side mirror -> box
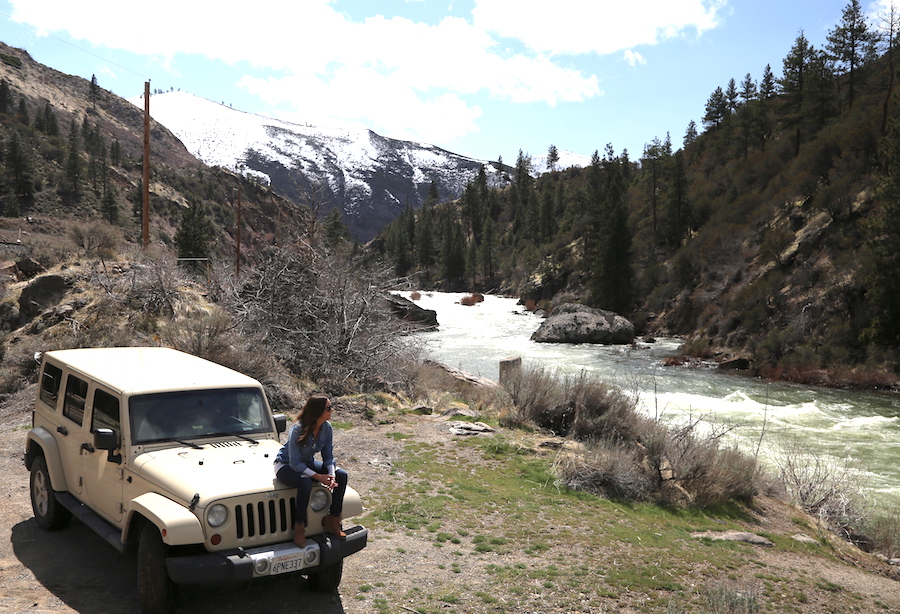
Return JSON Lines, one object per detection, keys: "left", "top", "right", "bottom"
{"left": 94, "top": 428, "right": 119, "bottom": 450}
{"left": 273, "top": 413, "right": 287, "bottom": 434}
{"left": 94, "top": 428, "right": 122, "bottom": 464}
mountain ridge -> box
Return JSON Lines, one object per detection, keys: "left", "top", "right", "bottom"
{"left": 133, "top": 91, "right": 511, "bottom": 241}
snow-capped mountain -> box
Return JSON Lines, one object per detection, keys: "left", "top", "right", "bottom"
{"left": 132, "top": 92, "right": 505, "bottom": 241}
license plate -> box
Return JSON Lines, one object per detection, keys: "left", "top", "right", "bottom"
{"left": 270, "top": 551, "right": 306, "bottom": 575}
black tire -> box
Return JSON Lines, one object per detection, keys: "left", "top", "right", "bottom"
{"left": 307, "top": 560, "right": 343, "bottom": 592}
{"left": 30, "top": 456, "right": 71, "bottom": 531}
{"left": 138, "top": 522, "right": 176, "bottom": 614}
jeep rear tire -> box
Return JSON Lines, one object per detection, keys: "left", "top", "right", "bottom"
{"left": 30, "top": 456, "right": 71, "bottom": 530}
{"left": 138, "top": 523, "right": 176, "bottom": 614}
{"left": 307, "top": 560, "right": 343, "bottom": 592}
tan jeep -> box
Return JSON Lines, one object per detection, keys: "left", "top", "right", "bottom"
{"left": 24, "top": 347, "right": 367, "bottom": 614}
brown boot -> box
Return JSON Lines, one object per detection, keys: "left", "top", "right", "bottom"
{"left": 322, "top": 514, "right": 346, "bottom": 538}
{"left": 293, "top": 523, "right": 306, "bottom": 547}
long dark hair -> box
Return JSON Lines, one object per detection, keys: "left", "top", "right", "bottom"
{"left": 296, "top": 394, "right": 329, "bottom": 442}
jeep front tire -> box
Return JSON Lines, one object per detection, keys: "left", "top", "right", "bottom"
{"left": 307, "top": 560, "right": 343, "bottom": 592}
{"left": 30, "top": 456, "right": 71, "bottom": 531}
{"left": 138, "top": 522, "right": 176, "bottom": 614}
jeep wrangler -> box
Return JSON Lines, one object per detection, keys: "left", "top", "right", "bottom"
{"left": 24, "top": 347, "right": 367, "bottom": 614}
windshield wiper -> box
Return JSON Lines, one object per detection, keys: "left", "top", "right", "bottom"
{"left": 174, "top": 438, "right": 204, "bottom": 449}
{"left": 139, "top": 437, "right": 204, "bottom": 449}
{"left": 208, "top": 431, "right": 259, "bottom": 445}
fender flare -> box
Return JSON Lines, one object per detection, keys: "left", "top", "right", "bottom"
{"left": 127, "top": 492, "right": 205, "bottom": 546}
{"left": 25, "top": 428, "right": 66, "bottom": 490}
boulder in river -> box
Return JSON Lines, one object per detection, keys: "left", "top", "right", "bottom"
{"left": 530, "top": 303, "right": 634, "bottom": 345}
{"left": 386, "top": 294, "right": 438, "bottom": 329}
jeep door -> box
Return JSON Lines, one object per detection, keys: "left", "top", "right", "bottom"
{"left": 81, "top": 387, "right": 125, "bottom": 524}
{"left": 57, "top": 371, "right": 90, "bottom": 496}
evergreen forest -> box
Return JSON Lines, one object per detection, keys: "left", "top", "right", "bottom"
{"left": 376, "top": 0, "right": 900, "bottom": 384}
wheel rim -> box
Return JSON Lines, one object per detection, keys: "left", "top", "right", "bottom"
{"left": 32, "top": 468, "right": 49, "bottom": 516}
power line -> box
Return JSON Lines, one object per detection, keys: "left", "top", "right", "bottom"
{"left": 0, "top": 10, "right": 150, "bottom": 80}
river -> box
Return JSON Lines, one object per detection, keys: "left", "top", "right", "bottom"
{"left": 400, "top": 291, "right": 900, "bottom": 506}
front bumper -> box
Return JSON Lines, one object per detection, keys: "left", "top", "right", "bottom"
{"left": 166, "top": 525, "right": 368, "bottom": 584}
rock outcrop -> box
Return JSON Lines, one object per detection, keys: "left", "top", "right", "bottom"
{"left": 385, "top": 294, "right": 438, "bottom": 329}
{"left": 531, "top": 303, "right": 634, "bottom": 345}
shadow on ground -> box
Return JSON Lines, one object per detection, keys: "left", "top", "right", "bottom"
{"left": 11, "top": 518, "right": 349, "bottom": 613}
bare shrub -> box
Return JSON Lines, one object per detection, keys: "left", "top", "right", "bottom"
{"left": 859, "top": 505, "right": 900, "bottom": 559}
{"left": 771, "top": 435, "right": 872, "bottom": 540}
{"left": 507, "top": 366, "right": 759, "bottom": 506}
{"left": 656, "top": 420, "right": 758, "bottom": 506}
{"left": 554, "top": 440, "right": 655, "bottom": 502}
{"left": 227, "top": 245, "right": 421, "bottom": 393}
{"left": 459, "top": 292, "right": 484, "bottom": 306}
{"left": 68, "top": 221, "right": 121, "bottom": 260}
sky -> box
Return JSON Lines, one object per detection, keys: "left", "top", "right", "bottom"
{"left": 0, "top": 0, "right": 895, "bottom": 166}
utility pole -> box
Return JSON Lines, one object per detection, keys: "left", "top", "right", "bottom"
{"left": 235, "top": 184, "right": 242, "bottom": 277}
{"left": 142, "top": 81, "right": 150, "bottom": 249}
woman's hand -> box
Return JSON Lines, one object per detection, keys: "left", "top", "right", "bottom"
{"left": 315, "top": 473, "right": 337, "bottom": 491}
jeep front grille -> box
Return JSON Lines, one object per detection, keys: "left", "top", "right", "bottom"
{"left": 233, "top": 496, "right": 296, "bottom": 541}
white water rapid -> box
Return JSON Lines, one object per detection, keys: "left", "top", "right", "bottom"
{"left": 401, "top": 291, "right": 900, "bottom": 506}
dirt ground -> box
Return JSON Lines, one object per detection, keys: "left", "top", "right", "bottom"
{"left": 2, "top": 385, "right": 900, "bottom": 614}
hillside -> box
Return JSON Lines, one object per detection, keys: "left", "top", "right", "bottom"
{"left": 0, "top": 42, "right": 312, "bottom": 264}
{"left": 375, "top": 33, "right": 900, "bottom": 385}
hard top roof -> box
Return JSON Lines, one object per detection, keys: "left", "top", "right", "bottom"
{"left": 43, "top": 347, "right": 261, "bottom": 395}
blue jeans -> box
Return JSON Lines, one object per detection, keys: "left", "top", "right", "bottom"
{"left": 276, "top": 461, "right": 347, "bottom": 526}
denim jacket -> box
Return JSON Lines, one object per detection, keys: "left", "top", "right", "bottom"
{"left": 275, "top": 421, "right": 335, "bottom": 476}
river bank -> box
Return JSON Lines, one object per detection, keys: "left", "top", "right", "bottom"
{"left": 399, "top": 291, "right": 900, "bottom": 508}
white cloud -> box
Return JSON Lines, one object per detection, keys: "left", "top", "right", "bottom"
{"left": 623, "top": 50, "right": 646, "bottom": 67}
{"left": 472, "top": 0, "right": 725, "bottom": 55}
{"left": 9, "top": 0, "right": 721, "bottom": 145}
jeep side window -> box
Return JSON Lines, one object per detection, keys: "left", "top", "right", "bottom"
{"left": 39, "top": 363, "right": 62, "bottom": 408}
{"left": 63, "top": 375, "right": 88, "bottom": 426}
{"left": 91, "top": 389, "right": 121, "bottom": 434}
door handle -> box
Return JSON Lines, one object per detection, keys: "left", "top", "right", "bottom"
{"left": 57, "top": 425, "right": 68, "bottom": 436}
{"left": 81, "top": 442, "right": 95, "bottom": 453}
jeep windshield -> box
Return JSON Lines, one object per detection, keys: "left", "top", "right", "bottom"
{"left": 130, "top": 387, "right": 271, "bottom": 444}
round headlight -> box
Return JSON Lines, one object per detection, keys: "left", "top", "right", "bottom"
{"left": 310, "top": 488, "right": 330, "bottom": 512}
{"left": 207, "top": 504, "right": 228, "bottom": 527}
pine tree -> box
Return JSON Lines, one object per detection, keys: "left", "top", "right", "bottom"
{"left": 724, "top": 78, "right": 739, "bottom": 115}
{"left": 323, "top": 207, "right": 348, "bottom": 246}
{"left": 175, "top": 200, "right": 213, "bottom": 263}
{"left": 642, "top": 136, "right": 667, "bottom": 242}
{"left": 441, "top": 219, "right": 466, "bottom": 282}
{"left": 6, "top": 131, "right": 34, "bottom": 202}
{"left": 683, "top": 120, "right": 698, "bottom": 148}
{"left": 16, "top": 97, "right": 28, "bottom": 125}
{"left": 415, "top": 203, "right": 435, "bottom": 269}
{"left": 865, "top": 117, "right": 900, "bottom": 345}
{"left": 589, "top": 145, "right": 633, "bottom": 314}
{"left": 826, "top": 0, "right": 876, "bottom": 109}
{"left": 101, "top": 185, "right": 119, "bottom": 224}
{"left": 759, "top": 64, "right": 776, "bottom": 99}
{"left": 702, "top": 87, "right": 727, "bottom": 130}
{"left": 0, "top": 79, "right": 9, "bottom": 115}
{"left": 665, "top": 150, "right": 690, "bottom": 246}
{"left": 90, "top": 74, "right": 99, "bottom": 109}
{"left": 110, "top": 139, "right": 122, "bottom": 166}
{"left": 781, "top": 31, "right": 814, "bottom": 156}
{"left": 64, "top": 120, "right": 82, "bottom": 197}
{"left": 547, "top": 144, "right": 560, "bottom": 172}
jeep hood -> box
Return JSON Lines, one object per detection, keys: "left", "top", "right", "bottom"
{"left": 131, "top": 439, "right": 290, "bottom": 506}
